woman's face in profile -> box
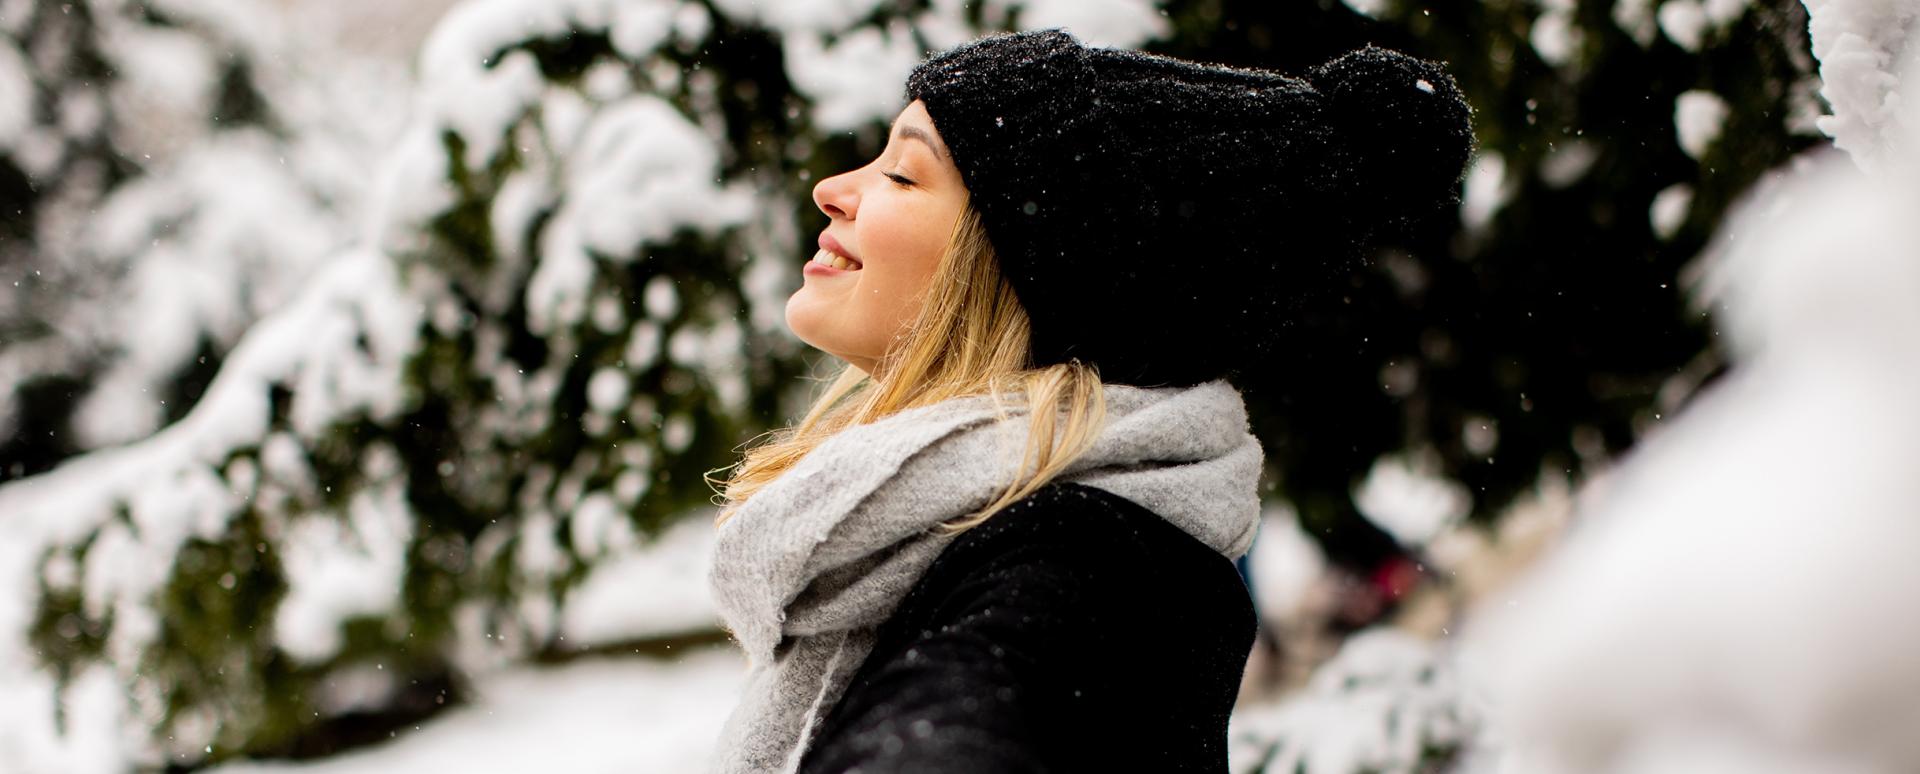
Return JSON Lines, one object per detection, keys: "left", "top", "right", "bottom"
{"left": 786, "top": 100, "right": 968, "bottom": 374}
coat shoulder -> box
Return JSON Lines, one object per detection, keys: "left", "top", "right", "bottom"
{"left": 930, "top": 479, "right": 1250, "bottom": 597}
{"left": 796, "top": 479, "right": 1256, "bottom": 772}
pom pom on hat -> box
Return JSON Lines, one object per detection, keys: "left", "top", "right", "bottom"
{"left": 907, "top": 29, "right": 1474, "bottom": 387}
{"left": 1309, "top": 45, "right": 1477, "bottom": 241}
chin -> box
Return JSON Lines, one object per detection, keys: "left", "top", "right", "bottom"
{"left": 784, "top": 292, "right": 823, "bottom": 346}
{"left": 785, "top": 296, "right": 844, "bottom": 357}
{"left": 785, "top": 309, "right": 876, "bottom": 372}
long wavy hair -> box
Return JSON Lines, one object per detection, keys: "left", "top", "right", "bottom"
{"left": 710, "top": 200, "right": 1107, "bottom": 535}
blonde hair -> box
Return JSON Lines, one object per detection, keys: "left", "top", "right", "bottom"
{"left": 710, "top": 202, "right": 1106, "bottom": 534}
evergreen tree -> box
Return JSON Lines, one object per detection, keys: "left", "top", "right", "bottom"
{"left": 1151, "top": 0, "right": 1823, "bottom": 571}
{"left": 3, "top": 0, "right": 1042, "bottom": 766}
{"left": 0, "top": 0, "right": 1830, "bottom": 769}
{"left": 0, "top": 0, "right": 378, "bottom": 482}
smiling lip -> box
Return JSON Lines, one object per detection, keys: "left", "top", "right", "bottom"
{"left": 803, "top": 258, "right": 852, "bottom": 277}
{"left": 818, "top": 233, "right": 859, "bottom": 263}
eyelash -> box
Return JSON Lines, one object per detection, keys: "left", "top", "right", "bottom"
{"left": 883, "top": 171, "right": 916, "bottom": 188}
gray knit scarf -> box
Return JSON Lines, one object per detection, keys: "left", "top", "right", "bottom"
{"left": 706, "top": 379, "right": 1265, "bottom": 773}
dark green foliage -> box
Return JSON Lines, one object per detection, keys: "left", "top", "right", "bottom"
{"left": 5, "top": 1, "right": 1830, "bottom": 767}
{"left": 1151, "top": 0, "right": 1820, "bottom": 566}
{"left": 512, "top": 30, "right": 619, "bottom": 83}
{"left": 0, "top": 372, "right": 94, "bottom": 483}
{"left": 145, "top": 510, "right": 296, "bottom": 759}
{"left": 0, "top": 0, "right": 282, "bottom": 480}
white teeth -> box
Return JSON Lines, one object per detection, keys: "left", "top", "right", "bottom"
{"left": 813, "top": 248, "right": 860, "bottom": 271}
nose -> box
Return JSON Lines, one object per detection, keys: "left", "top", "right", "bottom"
{"left": 813, "top": 168, "right": 858, "bottom": 222}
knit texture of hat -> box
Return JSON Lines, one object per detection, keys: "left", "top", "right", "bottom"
{"left": 905, "top": 29, "right": 1474, "bottom": 387}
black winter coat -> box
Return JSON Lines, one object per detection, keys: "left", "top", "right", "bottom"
{"left": 795, "top": 481, "right": 1257, "bottom": 773}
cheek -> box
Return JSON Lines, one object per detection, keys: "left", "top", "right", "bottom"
{"left": 784, "top": 194, "right": 957, "bottom": 361}
{"left": 857, "top": 209, "right": 948, "bottom": 307}
{"left": 832, "top": 269, "right": 919, "bottom": 340}
{"left": 859, "top": 201, "right": 949, "bottom": 272}
{"left": 854, "top": 256, "right": 943, "bottom": 339}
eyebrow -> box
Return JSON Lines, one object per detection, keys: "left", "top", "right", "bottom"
{"left": 894, "top": 125, "right": 945, "bottom": 161}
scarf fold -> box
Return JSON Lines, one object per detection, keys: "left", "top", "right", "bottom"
{"left": 707, "top": 379, "right": 1265, "bottom": 773}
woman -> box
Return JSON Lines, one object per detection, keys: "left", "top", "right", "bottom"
{"left": 708, "top": 29, "right": 1472, "bottom": 773}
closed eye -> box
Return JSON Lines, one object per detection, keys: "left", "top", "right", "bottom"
{"left": 883, "top": 171, "right": 916, "bottom": 188}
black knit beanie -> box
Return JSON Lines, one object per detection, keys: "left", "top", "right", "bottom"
{"left": 904, "top": 29, "right": 1474, "bottom": 387}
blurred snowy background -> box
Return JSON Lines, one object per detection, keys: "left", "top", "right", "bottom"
{"left": 0, "top": 0, "right": 1913, "bottom": 771}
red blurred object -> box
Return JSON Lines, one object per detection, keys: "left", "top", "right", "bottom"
{"left": 1371, "top": 555, "right": 1422, "bottom": 601}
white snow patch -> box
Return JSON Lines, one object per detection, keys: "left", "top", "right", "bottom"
{"left": 1460, "top": 151, "right": 1511, "bottom": 233}
{"left": 741, "top": 246, "right": 797, "bottom": 334}
{"left": 1339, "top": 0, "right": 1390, "bottom": 20}
{"left": 908, "top": 0, "right": 978, "bottom": 51}
{"left": 589, "top": 292, "right": 626, "bottom": 334}
{"left": 418, "top": 5, "right": 548, "bottom": 170}
{"left": 1229, "top": 629, "right": 1469, "bottom": 774}
{"left": 490, "top": 167, "right": 553, "bottom": 266}
{"left": 1701, "top": 150, "right": 1920, "bottom": 360}
{"left": 671, "top": 3, "right": 713, "bottom": 45}
{"left": 1658, "top": 0, "right": 1708, "bottom": 51}
{"left": 702, "top": 316, "right": 750, "bottom": 412}
{"left": 0, "top": 247, "right": 423, "bottom": 769}
{"left": 565, "top": 492, "right": 631, "bottom": 559}
{"left": 1804, "top": 0, "right": 1920, "bottom": 170}
{"left": 585, "top": 368, "right": 631, "bottom": 415}
{"left": 608, "top": 0, "right": 679, "bottom": 60}
{"left": 662, "top": 413, "right": 694, "bottom": 453}
{"left": 205, "top": 649, "right": 747, "bottom": 774}
{"left": 1013, "top": 0, "right": 1170, "bottom": 49}
{"left": 624, "top": 320, "right": 662, "bottom": 370}
{"left": 9, "top": 125, "right": 61, "bottom": 178}
{"left": 563, "top": 91, "right": 757, "bottom": 251}
{"left": 1704, "top": 0, "right": 1752, "bottom": 26}
{"left": 1650, "top": 182, "right": 1693, "bottom": 240}
{"left": 613, "top": 469, "right": 650, "bottom": 506}
{"left": 667, "top": 326, "right": 704, "bottom": 366}
{"left": 366, "top": 121, "right": 456, "bottom": 255}
{"left": 72, "top": 139, "right": 343, "bottom": 445}
{"left": 1530, "top": 2, "right": 1581, "bottom": 68}
{"left": 0, "top": 43, "right": 30, "bottom": 148}
{"left": 102, "top": 21, "right": 219, "bottom": 159}
{"left": 55, "top": 86, "right": 103, "bottom": 141}
{"left": 1245, "top": 502, "right": 1327, "bottom": 627}
{"left": 643, "top": 275, "right": 681, "bottom": 320}
{"left": 1539, "top": 138, "right": 1599, "bottom": 188}
{"left": 71, "top": 132, "right": 346, "bottom": 447}
{"left": 275, "top": 455, "right": 415, "bottom": 664}
{"left": 515, "top": 510, "right": 567, "bottom": 582}
{"left": 561, "top": 516, "right": 719, "bottom": 645}
{"left": 1462, "top": 136, "right": 1920, "bottom": 771}
{"left": 1675, "top": 89, "right": 1729, "bottom": 160}
{"left": 541, "top": 87, "right": 594, "bottom": 155}
{"left": 0, "top": 664, "right": 133, "bottom": 774}
{"left": 527, "top": 96, "right": 751, "bottom": 333}
{"left": 708, "top": 0, "right": 888, "bottom": 35}
{"left": 0, "top": 0, "right": 28, "bottom": 36}
{"left": 524, "top": 231, "right": 597, "bottom": 336}
{"left": 313, "top": 664, "right": 401, "bottom": 718}
{"left": 1353, "top": 454, "right": 1472, "bottom": 547}
{"left": 1613, "top": 0, "right": 1659, "bottom": 47}
{"left": 782, "top": 22, "right": 924, "bottom": 131}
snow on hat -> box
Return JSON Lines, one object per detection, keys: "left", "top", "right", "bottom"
{"left": 906, "top": 29, "right": 1474, "bottom": 387}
